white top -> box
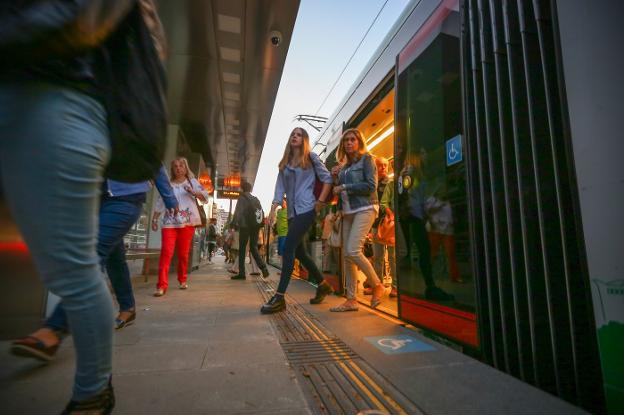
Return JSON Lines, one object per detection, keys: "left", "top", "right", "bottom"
{"left": 340, "top": 190, "right": 378, "bottom": 215}
{"left": 155, "top": 177, "right": 209, "bottom": 228}
{"left": 425, "top": 196, "right": 454, "bottom": 235}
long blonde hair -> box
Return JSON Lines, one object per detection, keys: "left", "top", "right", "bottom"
{"left": 278, "top": 127, "right": 312, "bottom": 170}
{"left": 336, "top": 128, "right": 368, "bottom": 166}
{"left": 170, "top": 157, "right": 195, "bottom": 180}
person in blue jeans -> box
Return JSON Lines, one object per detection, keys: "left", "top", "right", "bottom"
{"left": 262, "top": 127, "right": 334, "bottom": 314}
{"left": 10, "top": 166, "right": 178, "bottom": 361}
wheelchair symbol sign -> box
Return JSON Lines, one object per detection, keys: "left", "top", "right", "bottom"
{"left": 446, "top": 135, "right": 462, "bottom": 166}
{"left": 365, "top": 335, "right": 435, "bottom": 354}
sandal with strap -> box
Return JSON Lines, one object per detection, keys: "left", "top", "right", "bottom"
{"left": 61, "top": 377, "right": 115, "bottom": 415}
{"left": 330, "top": 303, "right": 359, "bottom": 312}
{"left": 115, "top": 309, "right": 136, "bottom": 330}
{"left": 10, "top": 335, "right": 60, "bottom": 362}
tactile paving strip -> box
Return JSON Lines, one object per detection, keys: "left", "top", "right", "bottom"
{"left": 256, "top": 278, "right": 425, "bottom": 415}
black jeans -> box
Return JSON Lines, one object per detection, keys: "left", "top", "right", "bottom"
{"left": 238, "top": 227, "right": 266, "bottom": 276}
{"left": 277, "top": 209, "right": 324, "bottom": 294}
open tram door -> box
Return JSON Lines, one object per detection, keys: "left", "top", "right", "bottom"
{"left": 394, "top": 0, "right": 478, "bottom": 348}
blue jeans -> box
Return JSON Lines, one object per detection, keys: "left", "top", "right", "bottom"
{"left": 45, "top": 194, "right": 145, "bottom": 331}
{"left": 0, "top": 83, "right": 113, "bottom": 400}
{"left": 277, "top": 236, "right": 287, "bottom": 256}
{"left": 276, "top": 209, "right": 324, "bottom": 294}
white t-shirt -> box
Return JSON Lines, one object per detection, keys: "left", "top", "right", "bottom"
{"left": 155, "top": 177, "right": 209, "bottom": 228}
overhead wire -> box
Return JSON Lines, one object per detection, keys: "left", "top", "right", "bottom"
{"left": 313, "top": 0, "right": 390, "bottom": 117}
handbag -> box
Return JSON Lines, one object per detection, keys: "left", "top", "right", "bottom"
{"left": 309, "top": 154, "right": 324, "bottom": 200}
{"left": 187, "top": 178, "right": 207, "bottom": 227}
{"left": 99, "top": 3, "right": 167, "bottom": 182}
{"left": 377, "top": 207, "right": 396, "bottom": 246}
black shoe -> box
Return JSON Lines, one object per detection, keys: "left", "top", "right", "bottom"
{"left": 261, "top": 295, "right": 286, "bottom": 314}
{"left": 231, "top": 274, "right": 246, "bottom": 280}
{"left": 425, "top": 286, "right": 454, "bottom": 301}
{"left": 61, "top": 378, "right": 115, "bottom": 414}
{"left": 309, "top": 281, "right": 334, "bottom": 304}
{"left": 261, "top": 268, "right": 270, "bottom": 279}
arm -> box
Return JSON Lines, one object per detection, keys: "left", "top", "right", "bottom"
{"left": 190, "top": 178, "right": 209, "bottom": 202}
{"left": 380, "top": 180, "right": 394, "bottom": 210}
{"left": 153, "top": 165, "right": 178, "bottom": 211}
{"left": 270, "top": 172, "right": 285, "bottom": 222}
{"left": 310, "top": 153, "right": 332, "bottom": 206}
{"left": 0, "top": 0, "right": 135, "bottom": 63}
{"left": 343, "top": 155, "right": 377, "bottom": 196}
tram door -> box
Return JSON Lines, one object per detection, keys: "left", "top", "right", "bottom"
{"left": 394, "top": 5, "right": 478, "bottom": 347}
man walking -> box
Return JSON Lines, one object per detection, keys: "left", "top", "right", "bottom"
{"left": 231, "top": 181, "right": 269, "bottom": 280}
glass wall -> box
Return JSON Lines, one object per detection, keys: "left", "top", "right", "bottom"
{"left": 395, "top": 8, "right": 477, "bottom": 346}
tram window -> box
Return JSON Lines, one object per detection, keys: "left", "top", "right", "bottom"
{"left": 395, "top": 24, "right": 475, "bottom": 312}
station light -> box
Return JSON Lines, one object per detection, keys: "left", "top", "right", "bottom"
{"left": 224, "top": 175, "right": 241, "bottom": 187}
{"left": 198, "top": 171, "right": 214, "bottom": 193}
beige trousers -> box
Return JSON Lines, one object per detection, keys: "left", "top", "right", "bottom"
{"left": 342, "top": 208, "right": 381, "bottom": 300}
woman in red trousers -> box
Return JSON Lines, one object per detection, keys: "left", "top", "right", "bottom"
{"left": 151, "top": 157, "right": 209, "bottom": 296}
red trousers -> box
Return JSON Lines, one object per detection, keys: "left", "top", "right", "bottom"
{"left": 428, "top": 232, "right": 461, "bottom": 282}
{"left": 157, "top": 226, "right": 195, "bottom": 290}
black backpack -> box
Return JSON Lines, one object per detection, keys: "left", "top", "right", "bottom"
{"left": 244, "top": 194, "right": 265, "bottom": 229}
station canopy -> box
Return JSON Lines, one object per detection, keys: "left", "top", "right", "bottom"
{"left": 158, "top": 0, "right": 300, "bottom": 187}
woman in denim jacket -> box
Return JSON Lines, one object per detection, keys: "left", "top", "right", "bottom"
{"left": 330, "top": 129, "right": 384, "bottom": 312}
{"left": 263, "top": 127, "right": 334, "bottom": 314}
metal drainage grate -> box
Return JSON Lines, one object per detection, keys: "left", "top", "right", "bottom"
{"left": 256, "top": 278, "right": 425, "bottom": 415}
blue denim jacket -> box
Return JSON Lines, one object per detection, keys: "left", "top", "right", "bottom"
{"left": 106, "top": 165, "right": 178, "bottom": 209}
{"left": 338, "top": 153, "right": 378, "bottom": 210}
{"left": 272, "top": 152, "right": 333, "bottom": 219}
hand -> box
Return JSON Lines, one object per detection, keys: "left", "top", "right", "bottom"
{"left": 151, "top": 219, "right": 159, "bottom": 232}
{"left": 331, "top": 165, "right": 341, "bottom": 176}
{"left": 332, "top": 185, "right": 343, "bottom": 195}
{"left": 314, "top": 200, "right": 326, "bottom": 213}
{"left": 183, "top": 185, "right": 195, "bottom": 196}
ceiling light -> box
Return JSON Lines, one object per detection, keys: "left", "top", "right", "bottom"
{"left": 367, "top": 125, "right": 394, "bottom": 151}
{"left": 218, "top": 15, "right": 241, "bottom": 34}
{"left": 220, "top": 47, "right": 240, "bottom": 62}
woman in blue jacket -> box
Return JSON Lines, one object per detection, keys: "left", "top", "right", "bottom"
{"left": 330, "top": 129, "right": 384, "bottom": 312}
{"left": 263, "top": 127, "right": 334, "bottom": 314}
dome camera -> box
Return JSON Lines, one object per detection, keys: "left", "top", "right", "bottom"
{"left": 269, "top": 30, "right": 282, "bottom": 47}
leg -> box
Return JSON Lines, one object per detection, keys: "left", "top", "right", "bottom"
{"left": 428, "top": 232, "right": 443, "bottom": 275}
{"left": 275, "top": 210, "right": 316, "bottom": 294}
{"left": 99, "top": 196, "right": 143, "bottom": 310}
{"left": 158, "top": 228, "right": 178, "bottom": 291}
{"left": 341, "top": 214, "right": 358, "bottom": 300}
{"left": 343, "top": 210, "right": 381, "bottom": 293}
{"left": 442, "top": 234, "right": 461, "bottom": 281}
{"left": 372, "top": 236, "right": 385, "bottom": 283}
{"left": 295, "top": 241, "right": 324, "bottom": 285}
{"left": 237, "top": 228, "right": 250, "bottom": 277}
{"left": 106, "top": 241, "right": 135, "bottom": 311}
{"left": 411, "top": 218, "right": 434, "bottom": 287}
{"left": 248, "top": 228, "right": 268, "bottom": 272}
{"left": 0, "top": 84, "right": 112, "bottom": 400}
{"left": 175, "top": 226, "right": 195, "bottom": 284}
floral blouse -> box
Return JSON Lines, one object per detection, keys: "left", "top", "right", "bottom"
{"left": 155, "top": 177, "right": 209, "bottom": 228}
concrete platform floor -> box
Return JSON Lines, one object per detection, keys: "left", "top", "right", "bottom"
{"left": 0, "top": 256, "right": 587, "bottom": 414}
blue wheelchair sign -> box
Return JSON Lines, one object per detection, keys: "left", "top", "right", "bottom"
{"left": 365, "top": 335, "right": 435, "bottom": 355}
{"left": 446, "top": 134, "right": 462, "bottom": 166}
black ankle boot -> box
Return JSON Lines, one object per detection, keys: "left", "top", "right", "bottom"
{"left": 61, "top": 378, "right": 115, "bottom": 414}
{"left": 310, "top": 281, "right": 334, "bottom": 304}
{"left": 261, "top": 268, "right": 269, "bottom": 279}
{"left": 261, "top": 294, "right": 285, "bottom": 314}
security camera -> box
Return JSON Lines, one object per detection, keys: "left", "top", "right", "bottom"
{"left": 269, "top": 30, "right": 282, "bottom": 47}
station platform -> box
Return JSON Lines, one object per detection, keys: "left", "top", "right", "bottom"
{"left": 0, "top": 257, "right": 587, "bottom": 414}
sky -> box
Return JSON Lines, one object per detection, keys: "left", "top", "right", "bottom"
{"left": 214, "top": 0, "right": 411, "bottom": 212}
